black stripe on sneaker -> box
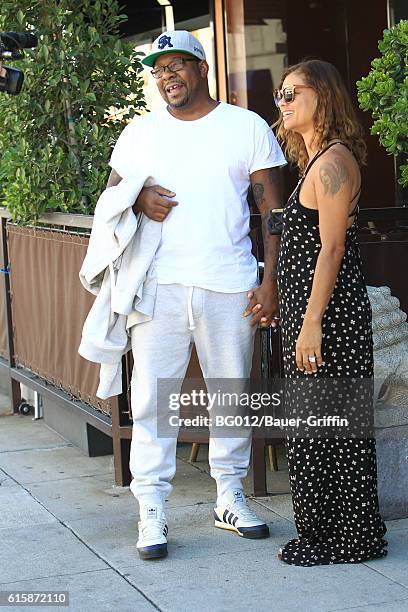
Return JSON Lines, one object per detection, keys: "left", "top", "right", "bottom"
{"left": 223, "top": 509, "right": 229, "bottom": 523}
{"left": 228, "top": 512, "right": 235, "bottom": 525}
{"left": 232, "top": 515, "right": 238, "bottom": 526}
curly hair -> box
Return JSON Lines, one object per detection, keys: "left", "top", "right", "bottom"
{"left": 275, "top": 60, "right": 367, "bottom": 173}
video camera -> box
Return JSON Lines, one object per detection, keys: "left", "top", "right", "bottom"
{"left": 0, "top": 31, "right": 38, "bottom": 95}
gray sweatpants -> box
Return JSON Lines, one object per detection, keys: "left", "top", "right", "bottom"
{"left": 129, "top": 283, "right": 256, "bottom": 508}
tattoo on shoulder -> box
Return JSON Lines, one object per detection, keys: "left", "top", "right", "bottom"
{"left": 253, "top": 182, "right": 265, "bottom": 207}
{"left": 319, "top": 157, "right": 349, "bottom": 197}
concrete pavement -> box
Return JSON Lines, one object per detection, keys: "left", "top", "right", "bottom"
{"left": 0, "top": 393, "right": 407, "bottom": 612}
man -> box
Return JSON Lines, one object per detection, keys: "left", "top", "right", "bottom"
{"left": 107, "top": 30, "right": 286, "bottom": 560}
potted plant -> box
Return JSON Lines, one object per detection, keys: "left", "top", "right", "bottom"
{"left": 357, "top": 20, "right": 408, "bottom": 196}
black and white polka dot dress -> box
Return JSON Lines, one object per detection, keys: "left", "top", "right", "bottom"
{"left": 277, "top": 142, "right": 388, "bottom": 566}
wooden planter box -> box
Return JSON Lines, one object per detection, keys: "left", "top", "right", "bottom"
{"left": 0, "top": 211, "right": 127, "bottom": 477}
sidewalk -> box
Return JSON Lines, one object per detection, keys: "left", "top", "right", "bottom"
{"left": 0, "top": 392, "right": 407, "bottom": 612}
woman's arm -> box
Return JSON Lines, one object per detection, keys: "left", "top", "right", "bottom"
{"left": 295, "top": 150, "right": 356, "bottom": 373}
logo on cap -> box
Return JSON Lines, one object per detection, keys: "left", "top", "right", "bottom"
{"left": 158, "top": 35, "right": 173, "bottom": 50}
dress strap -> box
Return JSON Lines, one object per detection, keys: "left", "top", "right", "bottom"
{"left": 301, "top": 140, "right": 346, "bottom": 182}
{"left": 348, "top": 186, "right": 361, "bottom": 217}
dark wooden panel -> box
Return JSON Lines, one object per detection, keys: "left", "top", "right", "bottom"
{"left": 285, "top": 0, "right": 395, "bottom": 208}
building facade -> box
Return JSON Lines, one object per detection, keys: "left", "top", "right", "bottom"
{"left": 121, "top": 0, "right": 407, "bottom": 207}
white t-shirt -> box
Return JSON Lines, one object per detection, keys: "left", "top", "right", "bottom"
{"left": 109, "top": 102, "right": 286, "bottom": 292}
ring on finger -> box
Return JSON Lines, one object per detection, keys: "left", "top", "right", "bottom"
{"left": 308, "top": 355, "right": 316, "bottom": 363}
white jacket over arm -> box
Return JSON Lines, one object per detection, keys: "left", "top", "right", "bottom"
{"left": 78, "top": 177, "right": 161, "bottom": 399}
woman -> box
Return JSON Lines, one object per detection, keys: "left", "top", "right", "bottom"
{"left": 274, "top": 59, "right": 388, "bottom": 566}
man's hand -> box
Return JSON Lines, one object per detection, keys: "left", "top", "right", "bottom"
{"left": 134, "top": 185, "right": 178, "bottom": 221}
{"left": 243, "top": 280, "right": 279, "bottom": 327}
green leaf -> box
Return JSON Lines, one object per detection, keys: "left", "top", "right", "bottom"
{"left": 357, "top": 20, "right": 408, "bottom": 187}
{"left": 41, "top": 45, "right": 49, "bottom": 62}
{"left": 0, "top": 0, "right": 146, "bottom": 222}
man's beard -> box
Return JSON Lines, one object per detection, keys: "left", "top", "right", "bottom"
{"left": 167, "top": 92, "right": 190, "bottom": 108}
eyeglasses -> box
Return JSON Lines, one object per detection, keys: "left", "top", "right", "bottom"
{"left": 273, "top": 85, "right": 314, "bottom": 107}
{"left": 151, "top": 57, "right": 199, "bottom": 79}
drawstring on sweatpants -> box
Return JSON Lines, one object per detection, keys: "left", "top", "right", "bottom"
{"left": 187, "top": 286, "right": 196, "bottom": 331}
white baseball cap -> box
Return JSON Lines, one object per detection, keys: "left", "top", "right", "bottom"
{"left": 141, "top": 30, "right": 206, "bottom": 68}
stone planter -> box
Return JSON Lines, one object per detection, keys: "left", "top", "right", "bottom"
{"left": 369, "top": 286, "right": 408, "bottom": 519}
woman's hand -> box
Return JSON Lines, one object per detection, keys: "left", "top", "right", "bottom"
{"left": 295, "top": 320, "right": 323, "bottom": 373}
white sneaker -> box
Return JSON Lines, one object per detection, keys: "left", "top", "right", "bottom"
{"left": 214, "top": 489, "right": 270, "bottom": 539}
{"left": 137, "top": 505, "right": 168, "bottom": 560}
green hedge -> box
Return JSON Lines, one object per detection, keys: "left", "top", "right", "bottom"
{"left": 357, "top": 20, "right": 408, "bottom": 188}
{"left": 0, "top": 0, "right": 146, "bottom": 224}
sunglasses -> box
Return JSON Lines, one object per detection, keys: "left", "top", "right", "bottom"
{"left": 273, "top": 85, "right": 314, "bottom": 107}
